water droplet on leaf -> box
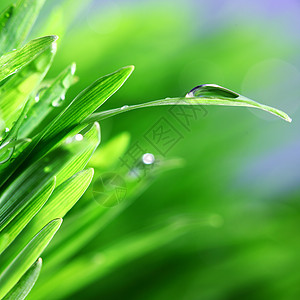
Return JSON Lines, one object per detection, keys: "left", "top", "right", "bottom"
{"left": 186, "top": 84, "right": 240, "bottom": 99}
{"left": 51, "top": 95, "right": 65, "bottom": 107}
{"left": 121, "top": 105, "right": 129, "bottom": 110}
{"left": 142, "top": 153, "right": 155, "bottom": 165}
{"left": 75, "top": 134, "right": 83, "bottom": 141}
{"left": 0, "top": 146, "right": 13, "bottom": 164}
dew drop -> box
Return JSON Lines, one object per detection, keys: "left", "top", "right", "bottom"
{"left": 185, "top": 84, "right": 239, "bottom": 99}
{"left": 5, "top": 128, "right": 9, "bottom": 132}
{"left": 142, "top": 153, "right": 155, "bottom": 165}
{"left": 75, "top": 134, "right": 83, "bottom": 141}
{"left": 51, "top": 95, "right": 65, "bottom": 107}
{"left": 0, "top": 142, "right": 14, "bottom": 164}
{"left": 121, "top": 105, "right": 129, "bottom": 110}
{"left": 0, "top": 148, "right": 13, "bottom": 164}
{"left": 5, "top": 12, "right": 10, "bottom": 18}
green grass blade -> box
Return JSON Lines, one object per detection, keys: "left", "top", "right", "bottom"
{"left": 28, "top": 168, "right": 94, "bottom": 238}
{"left": 0, "top": 0, "right": 46, "bottom": 55}
{"left": 33, "top": 66, "right": 134, "bottom": 158}
{"left": 0, "top": 35, "right": 57, "bottom": 82}
{"left": 0, "top": 66, "right": 130, "bottom": 188}
{"left": 0, "top": 125, "right": 99, "bottom": 271}
{"left": 0, "top": 177, "right": 55, "bottom": 254}
{"left": 0, "top": 123, "right": 100, "bottom": 233}
{"left": 18, "top": 63, "right": 77, "bottom": 139}
{"left": 85, "top": 84, "right": 292, "bottom": 123}
{"left": 0, "top": 218, "right": 62, "bottom": 299}
{"left": 0, "top": 39, "right": 56, "bottom": 130}
{"left": 3, "top": 258, "right": 42, "bottom": 300}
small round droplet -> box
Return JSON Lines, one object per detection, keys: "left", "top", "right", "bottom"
{"left": 52, "top": 95, "right": 65, "bottom": 107}
{"left": 5, "top": 12, "right": 10, "bottom": 18}
{"left": 44, "top": 166, "right": 51, "bottom": 173}
{"left": 75, "top": 134, "right": 83, "bottom": 141}
{"left": 121, "top": 105, "right": 129, "bottom": 110}
{"left": 5, "top": 128, "right": 9, "bottom": 132}
{"left": 0, "top": 147, "right": 14, "bottom": 164}
{"left": 142, "top": 153, "right": 155, "bottom": 165}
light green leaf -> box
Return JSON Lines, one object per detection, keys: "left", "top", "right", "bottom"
{"left": 28, "top": 168, "right": 93, "bottom": 239}
{"left": 0, "top": 0, "right": 46, "bottom": 55}
{"left": 0, "top": 35, "right": 57, "bottom": 82}
{"left": 18, "top": 63, "right": 77, "bottom": 139}
{"left": 0, "top": 38, "right": 56, "bottom": 130}
{"left": 85, "top": 84, "right": 292, "bottom": 123}
{"left": 0, "top": 218, "right": 62, "bottom": 299}
{"left": 33, "top": 65, "right": 134, "bottom": 159}
{"left": 0, "top": 177, "right": 55, "bottom": 254}
{"left": 0, "top": 122, "right": 99, "bottom": 233}
{"left": 3, "top": 258, "right": 42, "bottom": 300}
{"left": 0, "top": 66, "right": 130, "bottom": 188}
{"left": 0, "top": 125, "right": 100, "bottom": 271}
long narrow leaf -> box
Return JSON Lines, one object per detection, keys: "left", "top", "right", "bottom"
{"left": 3, "top": 258, "right": 42, "bottom": 300}
{"left": 0, "top": 0, "right": 46, "bottom": 54}
{"left": 0, "top": 177, "right": 56, "bottom": 254}
{"left": 0, "top": 219, "right": 62, "bottom": 299}
{"left": 33, "top": 65, "right": 134, "bottom": 159}
{"left": 0, "top": 35, "right": 57, "bottom": 82}
{"left": 84, "top": 84, "right": 292, "bottom": 123}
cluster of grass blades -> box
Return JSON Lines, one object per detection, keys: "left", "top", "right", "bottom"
{"left": 0, "top": 0, "right": 291, "bottom": 299}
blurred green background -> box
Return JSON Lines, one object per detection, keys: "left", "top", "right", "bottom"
{"left": 3, "top": 0, "right": 300, "bottom": 299}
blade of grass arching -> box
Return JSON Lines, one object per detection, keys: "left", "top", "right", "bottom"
{"left": 0, "top": 218, "right": 62, "bottom": 299}
{"left": 30, "top": 219, "right": 191, "bottom": 300}
{"left": 0, "top": 37, "right": 56, "bottom": 132}
{"left": 85, "top": 84, "right": 291, "bottom": 123}
{"left": 0, "top": 35, "right": 57, "bottom": 82}
{"left": 0, "top": 0, "right": 46, "bottom": 55}
{"left": 0, "top": 122, "right": 100, "bottom": 235}
{"left": 18, "top": 63, "right": 77, "bottom": 139}
{"left": 0, "top": 177, "right": 55, "bottom": 255}
{"left": 3, "top": 258, "right": 42, "bottom": 300}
